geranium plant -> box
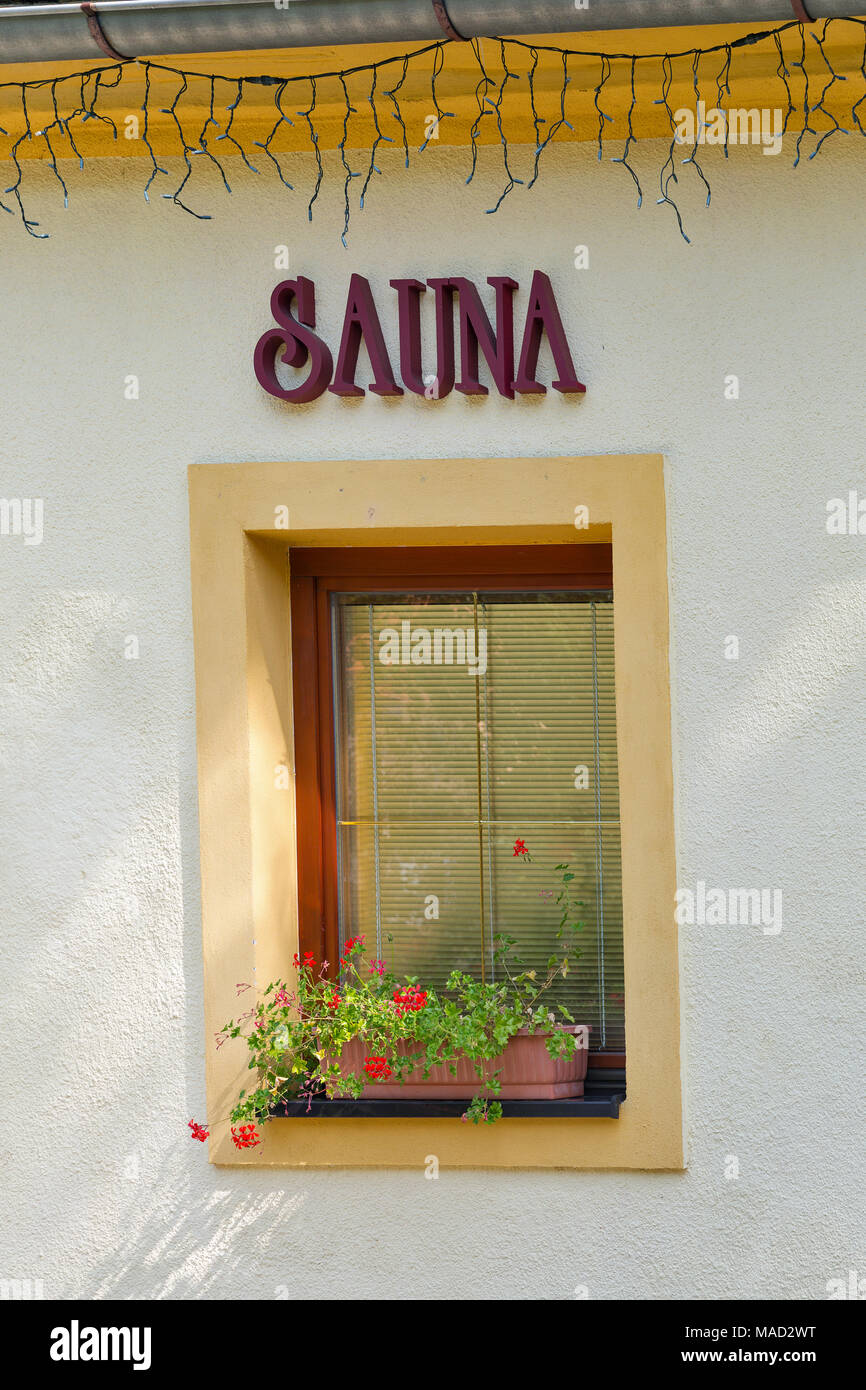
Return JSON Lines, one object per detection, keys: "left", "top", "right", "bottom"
{"left": 190, "top": 842, "right": 587, "bottom": 1146}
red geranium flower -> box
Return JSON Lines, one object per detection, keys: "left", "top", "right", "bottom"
{"left": 327, "top": 992, "right": 340, "bottom": 1011}
{"left": 364, "top": 1056, "right": 392, "bottom": 1080}
{"left": 231, "top": 1124, "right": 262, "bottom": 1150}
{"left": 188, "top": 1119, "right": 209, "bottom": 1142}
{"left": 513, "top": 838, "right": 530, "bottom": 858}
{"left": 393, "top": 985, "right": 428, "bottom": 1017}
{"left": 292, "top": 951, "right": 316, "bottom": 970}
{"left": 340, "top": 936, "right": 365, "bottom": 968}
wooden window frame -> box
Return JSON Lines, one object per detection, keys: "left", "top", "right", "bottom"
{"left": 289, "top": 541, "right": 624, "bottom": 1063}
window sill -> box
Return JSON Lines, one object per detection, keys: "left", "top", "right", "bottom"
{"left": 272, "top": 1077, "right": 625, "bottom": 1119}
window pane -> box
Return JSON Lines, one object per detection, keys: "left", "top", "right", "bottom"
{"left": 331, "top": 588, "right": 624, "bottom": 1051}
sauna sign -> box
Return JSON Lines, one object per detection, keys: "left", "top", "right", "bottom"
{"left": 253, "top": 270, "right": 585, "bottom": 404}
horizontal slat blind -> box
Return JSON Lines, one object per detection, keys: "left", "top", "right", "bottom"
{"left": 332, "top": 590, "right": 624, "bottom": 1050}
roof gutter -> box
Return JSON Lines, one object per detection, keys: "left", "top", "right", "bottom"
{"left": 0, "top": 0, "right": 855, "bottom": 67}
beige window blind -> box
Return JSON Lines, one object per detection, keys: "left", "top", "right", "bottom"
{"left": 331, "top": 589, "right": 624, "bottom": 1051}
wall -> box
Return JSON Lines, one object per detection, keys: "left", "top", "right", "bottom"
{"left": 1, "top": 133, "right": 864, "bottom": 1299}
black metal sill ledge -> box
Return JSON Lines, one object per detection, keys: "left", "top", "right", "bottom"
{"left": 272, "top": 1071, "right": 625, "bottom": 1119}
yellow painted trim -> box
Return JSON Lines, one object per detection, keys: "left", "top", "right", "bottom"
{"left": 188, "top": 455, "right": 684, "bottom": 1170}
{"left": 3, "top": 20, "right": 865, "bottom": 156}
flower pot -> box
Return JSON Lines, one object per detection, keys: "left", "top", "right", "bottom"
{"left": 333, "top": 1025, "right": 589, "bottom": 1100}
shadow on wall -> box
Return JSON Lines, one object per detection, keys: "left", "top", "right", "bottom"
{"left": 87, "top": 1152, "right": 310, "bottom": 1300}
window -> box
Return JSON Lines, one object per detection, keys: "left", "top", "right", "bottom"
{"left": 190, "top": 453, "right": 682, "bottom": 1166}
{"left": 291, "top": 545, "right": 624, "bottom": 1060}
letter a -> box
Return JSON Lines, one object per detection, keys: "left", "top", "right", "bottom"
{"left": 330, "top": 274, "right": 403, "bottom": 398}
{"left": 514, "top": 270, "right": 585, "bottom": 396}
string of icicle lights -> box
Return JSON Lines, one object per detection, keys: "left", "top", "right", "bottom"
{"left": 2, "top": 16, "right": 865, "bottom": 241}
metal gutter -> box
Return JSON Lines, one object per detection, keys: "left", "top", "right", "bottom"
{"left": 0, "top": 0, "right": 857, "bottom": 66}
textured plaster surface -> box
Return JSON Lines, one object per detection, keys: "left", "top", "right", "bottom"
{"left": 0, "top": 138, "right": 864, "bottom": 1299}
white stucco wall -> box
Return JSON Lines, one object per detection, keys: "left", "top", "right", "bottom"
{"left": 1, "top": 134, "right": 864, "bottom": 1300}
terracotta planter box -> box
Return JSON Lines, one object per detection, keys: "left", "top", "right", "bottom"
{"left": 332, "top": 1026, "right": 589, "bottom": 1100}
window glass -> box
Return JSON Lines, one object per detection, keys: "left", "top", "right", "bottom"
{"left": 331, "top": 589, "right": 624, "bottom": 1050}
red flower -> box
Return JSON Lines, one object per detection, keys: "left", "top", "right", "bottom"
{"left": 364, "top": 1056, "right": 392, "bottom": 1080}
{"left": 341, "top": 934, "right": 366, "bottom": 966}
{"left": 293, "top": 951, "right": 316, "bottom": 971}
{"left": 393, "top": 985, "right": 428, "bottom": 1017}
{"left": 513, "top": 838, "right": 530, "bottom": 858}
{"left": 327, "top": 992, "right": 340, "bottom": 1011}
{"left": 188, "top": 1119, "right": 209, "bottom": 1142}
{"left": 230, "top": 1124, "right": 261, "bottom": 1150}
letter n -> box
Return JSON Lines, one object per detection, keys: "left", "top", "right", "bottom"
{"left": 451, "top": 276, "right": 517, "bottom": 398}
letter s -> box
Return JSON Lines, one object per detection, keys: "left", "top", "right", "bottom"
{"left": 254, "top": 277, "right": 333, "bottom": 403}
